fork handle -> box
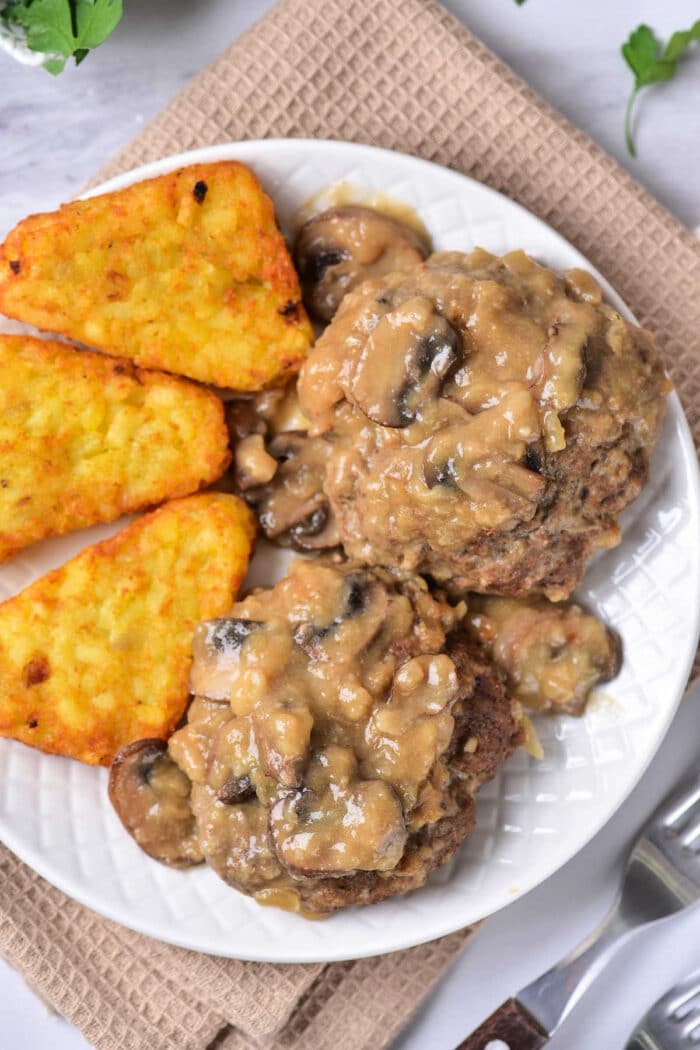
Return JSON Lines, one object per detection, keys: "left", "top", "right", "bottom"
{"left": 455, "top": 997, "right": 548, "bottom": 1049}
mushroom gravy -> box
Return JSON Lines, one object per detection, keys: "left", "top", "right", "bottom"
{"left": 242, "top": 248, "right": 668, "bottom": 599}
{"left": 465, "top": 595, "right": 621, "bottom": 716}
{"left": 108, "top": 560, "right": 621, "bottom": 912}
{"left": 113, "top": 559, "right": 522, "bottom": 915}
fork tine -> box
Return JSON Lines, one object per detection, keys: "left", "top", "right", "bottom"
{"left": 682, "top": 1014, "right": 700, "bottom": 1041}
{"left": 626, "top": 972, "right": 700, "bottom": 1049}
{"left": 680, "top": 816, "right": 700, "bottom": 850}
{"left": 665, "top": 973, "right": 700, "bottom": 1009}
{"left": 669, "top": 984, "right": 700, "bottom": 1020}
{"left": 658, "top": 780, "right": 700, "bottom": 831}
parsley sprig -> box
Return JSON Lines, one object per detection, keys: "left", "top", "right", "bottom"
{"left": 622, "top": 20, "right": 700, "bottom": 156}
{"left": 1, "top": 0, "right": 122, "bottom": 74}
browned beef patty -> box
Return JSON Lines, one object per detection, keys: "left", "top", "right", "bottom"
{"left": 247, "top": 249, "right": 669, "bottom": 599}
{"left": 111, "top": 559, "right": 522, "bottom": 916}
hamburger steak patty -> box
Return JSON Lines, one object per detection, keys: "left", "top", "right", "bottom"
{"left": 110, "top": 559, "right": 522, "bottom": 916}
{"left": 248, "top": 249, "right": 669, "bottom": 599}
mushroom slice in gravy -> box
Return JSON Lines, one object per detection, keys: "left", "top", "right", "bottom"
{"left": 253, "top": 692, "right": 313, "bottom": 790}
{"left": 217, "top": 773, "right": 256, "bottom": 805}
{"left": 292, "top": 569, "right": 390, "bottom": 662}
{"left": 108, "top": 739, "right": 203, "bottom": 867}
{"left": 244, "top": 431, "right": 339, "bottom": 552}
{"left": 294, "top": 204, "right": 429, "bottom": 322}
{"left": 190, "top": 618, "right": 263, "bottom": 701}
{"left": 189, "top": 782, "right": 283, "bottom": 893}
{"left": 269, "top": 746, "right": 407, "bottom": 876}
{"left": 351, "top": 297, "right": 460, "bottom": 427}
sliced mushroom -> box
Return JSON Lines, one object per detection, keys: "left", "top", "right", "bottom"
{"left": 278, "top": 499, "right": 339, "bottom": 552}
{"left": 227, "top": 386, "right": 310, "bottom": 444}
{"left": 271, "top": 431, "right": 310, "bottom": 460}
{"left": 190, "top": 782, "right": 283, "bottom": 892}
{"left": 423, "top": 445, "right": 545, "bottom": 514}
{"left": 423, "top": 435, "right": 546, "bottom": 520}
{"left": 423, "top": 389, "right": 543, "bottom": 486}
{"left": 234, "top": 434, "right": 278, "bottom": 490}
{"left": 294, "top": 205, "right": 429, "bottom": 321}
{"left": 259, "top": 490, "right": 339, "bottom": 551}
{"left": 253, "top": 693, "right": 313, "bottom": 789}
{"left": 108, "top": 739, "right": 203, "bottom": 868}
{"left": 292, "top": 569, "right": 370, "bottom": 638}
{"left": 248, "top": 432, "right": 339, "bottom": 551}
{"left": 226, "top": 397, "right": 267, "bottom": 442}
{"left": 351, "top": 297, "right": 460, "bottom": 427}
{"left": 269, "top": 746, "right": 407, "bottom": 876}
{"left": 293, "top": 570, "right": 389, "bottom": 661}
{"left": 421, "top": 390, "right": 546, "bottom": 524}
{"left": 190, "top": 618, "right": 263, "bottom": 701}
{"left": 217, "top": 773, "right": 256, "bottom": 805}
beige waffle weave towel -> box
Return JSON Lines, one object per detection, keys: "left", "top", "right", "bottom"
{"left": 2, "top": 1, "right": 699, "bottom": 1048}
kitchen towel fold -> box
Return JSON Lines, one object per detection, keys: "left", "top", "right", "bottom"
{"left": 2, "top": 0, "right": 699, "bottom": 1048}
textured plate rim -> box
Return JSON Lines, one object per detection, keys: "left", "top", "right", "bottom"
{"left": 1, "top": 138, "right": 698, "bottom": 963}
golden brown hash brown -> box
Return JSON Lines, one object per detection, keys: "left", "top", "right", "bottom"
{"left": 0, "top": 494, "right": 256, "bottom": 766}
{"left": 0, "top": 162, "right": 313, "bottom": 390}
{"left": 0, "top": 334, "right": 231, "bottom": 563}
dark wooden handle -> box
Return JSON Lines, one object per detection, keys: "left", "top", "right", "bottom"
{"left": 455, "top": 997, "right": 549, "bottom": 1050}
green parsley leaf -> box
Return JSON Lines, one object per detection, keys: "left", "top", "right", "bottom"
{"left": 622, "top": 19, "right": 700, "bottom": 156}
{"left": 664, "top": 20, "right": 700, "bottom": 63}
{"left": 2, "top": 0, "right": 122, "bottom": 74}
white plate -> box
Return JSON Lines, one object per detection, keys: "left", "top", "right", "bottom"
{"left": 0, "top": 140, "right": 698, "bottom": 963}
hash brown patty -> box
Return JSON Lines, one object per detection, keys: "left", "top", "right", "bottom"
{"left": 0, "top": 162, "right": 313, "bottom": 390}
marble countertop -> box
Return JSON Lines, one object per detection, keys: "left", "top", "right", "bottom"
{"left": 1, "top": 1, "right": 699, "bottom": 1048}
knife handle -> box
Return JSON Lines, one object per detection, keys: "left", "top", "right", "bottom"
{"left": 455, "top": 997, "right": 549, "bottom": 1050}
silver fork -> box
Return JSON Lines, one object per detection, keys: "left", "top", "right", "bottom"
{"left": 456, "top": 772, "right": 700, "bottom": 1050}
{"left": 626, "top": 969, "right": 700, "bottom": 1049}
